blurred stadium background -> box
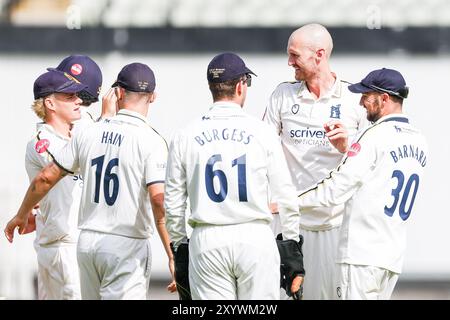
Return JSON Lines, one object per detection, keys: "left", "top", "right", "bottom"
{"left": 0, "top": 0, "right": 449, "bottom": 300}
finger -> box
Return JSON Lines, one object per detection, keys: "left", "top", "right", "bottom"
{"left": 326, "top": 127, "right": 347, "bottom": 137}
{"left": 324, "top": 120, "right": 344, "bottom": 131}
{"left": 325, "top": 119, "right": 343, "bottom": 127}
{"left": 291, "top": 275, "right": 304, "bottom": 295}
{"left": 18, "top": 222, "right": 28, "bottom": 235}
{"left": 326, "top": 131, "right": 346, "bottom": 139}
{"left": 4, "top": 228, "right": 13, "bottom": 243}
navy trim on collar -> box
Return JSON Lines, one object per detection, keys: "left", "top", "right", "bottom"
{"left": 380, "top": 117, "right": 409, "bottom": 124}
{"left": 119, "top": 112, "right": 147, "bottom": 124}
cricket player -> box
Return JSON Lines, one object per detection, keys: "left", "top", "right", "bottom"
{"left": 5, "top": 69, "right": 87, "bottom": 299}
{"left": 165, "top": 52, "right": 302, "bottom": 300}
{"left": 298, "top": 68, "right": 428, "bottom": 299}
{"left": 5, "top": 62, "right": 175, "bottom": 299}
{"left": 263, "top": 23, "right": 369, "bottom": 299}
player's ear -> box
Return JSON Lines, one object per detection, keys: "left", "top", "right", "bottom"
{"left": 115, "top": 87, "right": 124, "bottom": 101}
{"left": 43, "top": 95, "right": 55, "bottom": 111}
{"left": 236, "top": 79, "right": 243, "bottom": 96}
{"left": 149, "top": 92, "right": 156, "bottom": 103}
{"left": 316, "top": 48, "right": 325, "bottom": 59}
{"left": 382, "top": 92, "right": 390, "bottom": 104}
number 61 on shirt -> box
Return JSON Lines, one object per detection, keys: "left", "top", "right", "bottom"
{"left": 205, "top": 154, "right": 247, "bottom": 203}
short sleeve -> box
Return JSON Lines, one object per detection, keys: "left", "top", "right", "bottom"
{"left": 145, "top": 135, "right": 168, "bottom": 186}
{"left": 263, "top": 86, "right": 283, "bottom": 135}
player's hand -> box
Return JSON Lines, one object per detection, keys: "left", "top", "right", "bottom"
{"left": 167, "top": 279, "right": 177, "bottom": 293}
{"left": 291, "top": 275, "right": 304, "bottom": 300}
{"left": 269, "top": 203, "right": 279, "bottom": 215}
{"left": 167, "top": 256, "right": 177, "bottom": 292}
{"left": 4, "top": 215, "right": 28, "bottom": 243}
{"left": 22, "top": 210, "right": 37, "bottom": 235}
{"left": 101, "top": 88, "right": 118, "bottom": 119}
{"left": 324, "top": 120, "right": 348, "bottom": 153}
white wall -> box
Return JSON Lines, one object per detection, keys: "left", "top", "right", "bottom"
{"left": 0, "top": 53, "right": 448, "bottom": 298}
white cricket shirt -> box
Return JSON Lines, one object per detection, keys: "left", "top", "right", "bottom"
{"left": 25, "top": 123, "right": 82, "bottom": 245}
{"left": 264, "top": 78, "right": 368, "bottom": 230}
{"left": 165, "top": 102, "right": 300, "bottom": 247}
{"left": 55, "top": 109, "right": 167, "bottom": 239}
{"left": 298, "top": 114, "right": 428, "bottom": 273}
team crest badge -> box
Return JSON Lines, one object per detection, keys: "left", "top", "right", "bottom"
{"left": 70, "top": 63, "right": 83, "bottom": 75}
{"left": 347, "top": 142, "right": 361, "bottom": 157}
{"left": 291, "top": 104, "right": 299, "bottom": 114}
{"left": 35, "top": 139, "right": 50, "bottom": 154}
{"left": 330, "top": 104, "right": 341, "bottom": 119}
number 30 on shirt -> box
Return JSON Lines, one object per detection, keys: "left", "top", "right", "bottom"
{"left": 384, "top": 170, "right": 420, "bottom": 221}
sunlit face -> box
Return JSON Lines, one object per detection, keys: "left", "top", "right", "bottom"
{"left": 287, "top": 37, "right": 317, "bottom": 81}
{"left": 48, "top": 92, "right": 82, "bottom": 123}
{"left": 360, "top": 92, "right": 383, "bottom": 122}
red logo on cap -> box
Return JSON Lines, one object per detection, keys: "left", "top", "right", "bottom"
{"left": 347, "top": 142, "right": 361, "bottom": 157}
{"left": 70, "top": 64, "right": 83, "bottom": 75}
{"left": 35, "top": 139, "right": 50, "bottom": 154}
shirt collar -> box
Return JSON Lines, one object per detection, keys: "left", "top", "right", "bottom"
{"left": 210, "top": 101, "right": 243, "bottom": 111}
{"left": 36, "top": 122, "right": 70, "bottom": 141}
{"left": 375, "top": 113, "right": 409, "bottom": 125}
{"left": 117, "top": 109, "right": 149, "bottom": 124}
{"left": 297, "top": 73, "right": 342, "bottom": 99}
{"left": 80, "top": 107, "right": 95, "bottom": 121}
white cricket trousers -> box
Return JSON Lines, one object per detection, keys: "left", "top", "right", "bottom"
{"left": 77, "top": 230, "right": 152, "bottom": 300}
{"left": 301, "top": 227, "right": 340, "bottom": 300}
{"left": 34, "top": 243, "right": 81, "bottom": 300}
{"left": 189, "top": 221, "right": 280, "bottom": 300}
{"left": 335, "top": 263, "right": 399, "bottom": 300}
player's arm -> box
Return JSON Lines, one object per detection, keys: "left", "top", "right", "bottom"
{"left": 164, "top": 134, "right": 188, "bottom": 250}
{"left": 266, "top": 135, "right": 300, "bottom": 242}
{"left": 324, "top": 120, "right": 349, "bottom": 153}
{"left": 164, "top": 133, "right": 190, "bottom": 298}
{"left": 266, "top": 131, "right": 304, "bottom": 297}
{"left": 4, "top": 162, "right": 67, "bottom": 242}
{"left": 298, "top": 131, "right": 376, "bottom": 208}
{"left": 263, "top": 88, "right": 284, "bottom": 214}
{"left": 99, "top": 87, "right": 118, "bottom": 120}
{"left": 148, "top": 182, "right": 176, "bottom": 293}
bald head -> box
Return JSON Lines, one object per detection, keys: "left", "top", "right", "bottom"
{"left": 289, "top": 24, "right": 333, "bottom": 59}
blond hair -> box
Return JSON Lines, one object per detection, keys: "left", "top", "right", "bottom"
{"left": 31, "top": 98, "right": 46, "bottom": 120}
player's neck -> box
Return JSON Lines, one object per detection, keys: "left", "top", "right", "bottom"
{"left": 45, "top": 117, "right": 72, "bottom": 138}
{"left": 306, "top": 70, "right": 336, "bottom": 100}
{"left": 119, "top": 103, "right": 149, "bottom": 118}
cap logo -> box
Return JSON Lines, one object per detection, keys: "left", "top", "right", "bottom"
{"left": 64, "top": 72, "right": 81, "bottom": 84}
{"left": 35, "top": 139, "right": 50, "bottom": 154}
{"left": 70, "top": 64, "right": 83, "bottom": 76}
{"left": 347, "top": 142, "right": 361, "bottom": 157}
{"left": 137, "top": 81, "right": 148, "bottom": 90}
{"left": 209, "top": 68, "right": 225, "bottom": 79}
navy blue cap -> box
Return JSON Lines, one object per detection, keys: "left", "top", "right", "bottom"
{"left": 348, "top": 68, "right": 409, "bottom": 99}
{"left": 207, "top": 52, "right": 256, "bottom": 83}
{"left": 112, "top": 62, "right": 156, "bottom": 93}
{"left": 34, "top": 69, "right": 87, "bottom": 100}
{"left": 48, "top": 55, "right": 103, "bottom": 103}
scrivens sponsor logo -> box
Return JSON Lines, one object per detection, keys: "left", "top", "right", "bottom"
{"left": 289, "top": 127, "right": 330, "bottom": 147}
